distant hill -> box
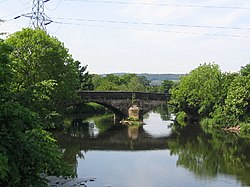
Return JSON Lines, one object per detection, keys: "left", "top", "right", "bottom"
{"left": 107, "top": 73, "right": 185, "bottom": 81}
{"left": 100, "top": 73, "right": 185, "bottom": 86}
{"left": 136, "top": 73, "right": 185, "bottom": 81}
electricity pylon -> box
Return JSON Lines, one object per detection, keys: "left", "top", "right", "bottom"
{"left": 15, "top": 0, "right": 52, "bottom": 30}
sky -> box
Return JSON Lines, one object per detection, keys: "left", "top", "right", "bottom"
{"left": 1, "top": 0, "right": 250, "bottom": 74}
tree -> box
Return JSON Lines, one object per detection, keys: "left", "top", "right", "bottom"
{"left": 105, "top": 74, "right": 121, "bottom": 85}
{"left": 91, "top": 73, "right": 152, "bottom": 92}
{"left": 79, "top": 65, "right": 94, "bottom": 90}
{"left": 240, "top": 63, "right": 250, "bottom": 76}
{"left": 92, "top": 74, "right": 103, "bottom": 89}
{"left": 0, "top": 39, "right": 72, "bottom": 186}
{"left": 203, "top": 72, "right": 239, "bottom": 127}
{"left": 120, "top": 73, "right": 137, "bottom": 85}
{"left": 96, "top": 79, "right": 119, "bottom": 91}
{"left": 224, "top": 75, "right": 250, "bottom": 122}
{"left": 6, "top": 28, "right": 86, "bottom": 125}
{"left": 127, "top": 76, "right": 146, "bottom": 92}
{"left": 170, "top": 63, "right": 223, "bottom": 117}
{"left": 138, "top": 75, "right": 150, "bottom": 87}
{"left": 0, "top": 39, "right": 13, "bottom": 100}
{"left": 159, "top": 80, "right": 174, "bottom": 93}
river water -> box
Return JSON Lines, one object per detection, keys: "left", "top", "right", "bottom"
{"left": 52, "top": 110, "right": 250, "bottom": 187}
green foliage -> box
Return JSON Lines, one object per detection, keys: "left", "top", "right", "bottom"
{"left": 96, "top": 79, "right": 120, "bottom": 91}
{"left": 170, "top": 62, "right": 250, "bottom": 134}
{"left": 175, "top": 111, "right": 187, "bottom": 126}
{"left": 170, "top": 63, "right": 223, "bottom": 117}
{"left": 79, "top": 65, "right": 94, "bottom": 90}
{"left": 152, "top": 105, "right": 171, "bottom": 121}
{"left": 167, "top": 124, "right": 250, "bottom": 184}
{"left": 74, "top": 102, "right": 109, "bottom": 114}
{"left": 0, "top": 102, "right": 73, "bottom": 186}
{"left": 240, "top": 63, "right": 250, "bottom": 76}
{"left": 105, "top": 74, "right": 121, "bottom": 85}
{"left": 210, "top": 105, "right": 231, "bottom": 127}
{"left": 0, "top": 154, "right": 8, "bottom": 181}
{"left": 240, "top": 123, "right": 250, "bottom": 137}
{"left": 138, "top": 75, "right": 150, "bottom": 87}
{"left": 127, "top": 76, "right": 146, "bottom": 91}
{"left": 92, "top": 74, "right": 103, "bottom": 88}
{"left": 120, "top": 73, "right": 137, "bottom": 85}
{"left": 5, "top": 28, "right": 88, "bottom": 122}
{"left": 0, "top": 39, "right": 13, "bottom": 100}
{"left": 224, "top": 75, "right": 250, "bottom": 122}
{"left": 159, "top": 80, "right": 174, "bottom": 93}
{"left": 127, "top": 116, "right": 139, "bottom": 121}
{"left": 191, "top": 71, "right": 243, "bottom": 128}
{"left": 200, "top": 103, "right": 237, "bottom": 129}
{"left": 0, "top": 33, "right": 76, "bottom": 186}
{"left": 92, "top": 73, "right": 150, "bottom": 92}
{"left": 128, "top": 121, "right": 141, "bottom": 126}
{"left": 87, "top": 115, "right": 114, "bottom": 133}
{"left": 131, "top": 93, "right": 136, "bottom": 104}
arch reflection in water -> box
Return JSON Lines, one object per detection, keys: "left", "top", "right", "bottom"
{"left": 52, "top": 111, "right": 250, "bottom": 187}
{"left": 143, "top": 112, "right": 173, "bottom": 138}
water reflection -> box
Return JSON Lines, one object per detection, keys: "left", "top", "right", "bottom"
{"left": 168, "top": 123, "right": 250, "bottom": 186}
{"left": 52, "top": 111, "right": 250, "bottom": 187}
{"left": 127, "top": 126, "right": 139, "bottom": 140}
{"left": 143, "top": 112, "right": 173, "bottom": 138}
{"left": 88, "top": 121, "right": 99, "bottom": 138}
{"left": 53, "top": 114, "right": 170, "bottom": 152}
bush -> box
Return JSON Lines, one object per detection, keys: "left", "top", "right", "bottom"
{"left": 0, "top": 102, "right": 73, "bottom": 186}
{"left": 175, "top": 111, "right": 187, "bottom": 126}
{"left": 240, "top": 123, "right": 250, "bottom": 134}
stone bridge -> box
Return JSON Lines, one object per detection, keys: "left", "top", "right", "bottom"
{"left": 76, "top": 91, "right": 169, "bottom": 118}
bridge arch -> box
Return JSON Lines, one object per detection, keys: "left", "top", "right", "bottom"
{"left": 76, "top": 91, "right": 169, "bottom": 118}
{"left": 89, "top": 101, "right": 127, "bottom": 117}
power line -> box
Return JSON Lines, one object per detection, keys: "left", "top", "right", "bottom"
{"left": 14, "top": 0, "right": 53, "bottom": 30}
{"left": 1, "top": 6, "right": 32, "bottom": 19}
{"left": 53, "top": 20, "right": 248, "bottom": 38}
{"left": 64, "top": 0, "right": 250, "bottom": 10}
{"left": 53, "top": 17, "right": 250, "bottom": 31}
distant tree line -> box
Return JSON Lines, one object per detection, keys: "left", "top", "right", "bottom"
{"left": 88, "top": 73, "right": 175, "bottom": 94}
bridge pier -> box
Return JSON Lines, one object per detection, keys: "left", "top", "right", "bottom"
{"left": 128, "top": 105, "right": 143, "bottom": 120}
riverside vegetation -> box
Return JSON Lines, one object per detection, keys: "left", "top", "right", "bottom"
{"left": 1, "top": 27, "right": 250, "bottom": 186}
{"left": 170, "top": 63, "right": 250, "bottom": 137}
{"left": 0, "top": 28, "right": 90, "bottom": 186}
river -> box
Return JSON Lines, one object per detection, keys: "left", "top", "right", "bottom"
{"left": 52, "top": 110, "right": 250, "bottom": 187}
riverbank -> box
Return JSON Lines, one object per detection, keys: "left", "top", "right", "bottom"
{"left": 46, "top": 176, "right": 97, "bottom": 187}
